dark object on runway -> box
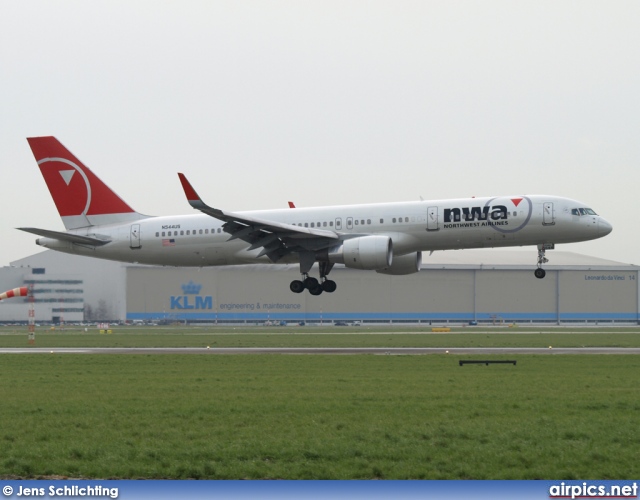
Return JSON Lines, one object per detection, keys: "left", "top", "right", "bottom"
{"left": 459, "top": 360, "right": 517, "bottom": 366}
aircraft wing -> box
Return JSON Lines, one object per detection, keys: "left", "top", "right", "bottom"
{"left": 178, "top": 173, "right": 339, "bottom": 262}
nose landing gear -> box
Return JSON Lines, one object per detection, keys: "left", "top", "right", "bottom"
{"left": 534, "top": 243, "right": 553, "bottom": 279}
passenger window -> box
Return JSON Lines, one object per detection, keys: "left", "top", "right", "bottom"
{"left": 392, "top": 218, "right": 396, "bottom": 223}
{"left": 162, "top": 232, "right": 165, "bottom": 237}
{"left": 380, "top": 219, "right": 384, "bottom": 223}
{"left": 355, "top": 220, "right": 359, "bottom": 225}
{"left": 405, "top": 217, "right": 408, "bottom": 223}
{"left": 323, "top": 222, "right": 327, "bottom": 227}
{"left": 330, "top": 221, "right": 333, "bottom": 226}
{"left": 311, "top": 222, "right": 315, "bottom": 228}
{"left": 186, "top": 230, "right": 190, "bottom": 235}
{"left": 199, "top": 229, "right": 203, "bottom": 235}
{"left": 305, "top": 223, "right": 308, "bottom": 228}
{"left": 367, "top": 219, "right": 371, "bottom": 225}
{"left": 217, "top": 228, "right": 221, "bottom": 233}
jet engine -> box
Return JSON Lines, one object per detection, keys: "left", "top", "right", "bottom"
{"left": 376, "top": 252, "right": 422, "bottom": 275}
{"left": 326, "top": 235, "right": 392, "bottom": 270}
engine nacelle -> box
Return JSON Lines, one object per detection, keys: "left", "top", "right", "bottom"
{"left": 327, "top": 235, "right": 393, "bottom": 270}
{"left": 376, "top": 252, "right": 422, "bottom": 275}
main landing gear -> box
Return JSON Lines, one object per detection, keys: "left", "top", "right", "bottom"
{"left": 290, "top": 261, "right": 337, "bottom": 295}
{"left": 534, "top": 243, "right": 553, "bottom": 279}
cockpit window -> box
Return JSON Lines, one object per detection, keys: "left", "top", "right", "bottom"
{"left": 572, "top": 208, "right": 598, "bottom": 216}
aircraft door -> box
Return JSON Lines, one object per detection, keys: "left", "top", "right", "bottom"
{"left": 130, "top": 224, "right": 141, "bottom": 249}
{"left": 543, "top": 202, "right": 555, "bottom": 226}
{"left": 427, "top": 206, "right": 439, "bottom": 231}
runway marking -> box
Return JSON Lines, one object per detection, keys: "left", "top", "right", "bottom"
{"left": 1, "top": 347, "right": 640, "bottom": 355}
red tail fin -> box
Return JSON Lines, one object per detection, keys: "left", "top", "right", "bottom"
{"left": 27, "top": 137, "right": 142, "bottom": 229}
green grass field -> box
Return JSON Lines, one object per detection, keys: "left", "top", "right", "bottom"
{"left": 1, "top": 327, "right": 639, "bottom": 479}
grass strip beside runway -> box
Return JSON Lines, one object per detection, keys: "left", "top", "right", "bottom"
{"left": 1, "top": 354, "right": 638, "bottom": 479}
{"left": 1, "top": 329, "right": 640, "bottom": 348}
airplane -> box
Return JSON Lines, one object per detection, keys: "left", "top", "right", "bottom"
{"left": 19, "top": 136, "right": 613, "bottom": 295}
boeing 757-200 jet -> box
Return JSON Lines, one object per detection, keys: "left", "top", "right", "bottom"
{"left": 19, "top": 137, "right": 613, "bottom": 295}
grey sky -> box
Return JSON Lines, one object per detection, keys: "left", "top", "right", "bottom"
{"left": 1, "top": 1, "right": 638, "bottom": 267}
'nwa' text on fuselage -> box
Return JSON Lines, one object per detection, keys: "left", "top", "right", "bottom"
{"left": 444, "top": 205, "right": 508, "bottom": 223}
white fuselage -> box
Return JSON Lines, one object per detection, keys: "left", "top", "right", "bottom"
{"left": 35, "top": 194, "right": 612, "bottom": 268}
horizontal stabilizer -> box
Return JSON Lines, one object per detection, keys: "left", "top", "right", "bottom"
{"left": 17, "top": 227, "right": 111, "bottom": 246}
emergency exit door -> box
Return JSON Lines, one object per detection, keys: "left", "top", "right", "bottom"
{"left": 130, "top": 224, "right": 141, "bottom": 249}
{"left": 543, "top": 202, "right": 555, "bottom": 226}
{"left": 427, "top": 206, "right": 439, "bottom": 231}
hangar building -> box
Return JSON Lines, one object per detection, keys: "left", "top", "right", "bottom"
{"left": 0, "top": 249, "right": 638, "bottom": 324}
{"left": 0, "top": 249, "right": 640, "bottom": 324}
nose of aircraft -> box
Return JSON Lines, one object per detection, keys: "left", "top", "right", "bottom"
{"left": 598, "top": 218, "right": 613, "bottom": 236}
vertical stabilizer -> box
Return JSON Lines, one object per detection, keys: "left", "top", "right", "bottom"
{"left": 27, "top": 137, "right": 144, "bottom": 229}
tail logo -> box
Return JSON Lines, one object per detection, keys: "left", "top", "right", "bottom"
{"left": 59, "top": 169, "right": 75, "bottom": 186}
{"left": 27, "top": 136, "right": 137, "bottom": 228}
{"left": 38, "top": 157, "right": 92, "bottom": 217}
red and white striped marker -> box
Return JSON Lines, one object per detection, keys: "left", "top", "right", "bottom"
{"left": 0, "top": 287, "right": 28, "bottom": 301}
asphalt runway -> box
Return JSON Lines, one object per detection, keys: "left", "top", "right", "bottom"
{"left": 1, "top": 347, "right": 640, "bottom": 355}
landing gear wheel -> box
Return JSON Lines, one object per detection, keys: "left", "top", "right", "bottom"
{"left": 304, "top": 277, "right": 319, "bottom": 290}
{"left": 296, "top": 261, "right": 336, "bottom": 296}
{"left": 536, "top": 244, "right": 550, "bottom": 278}
{"left": 290, "top": 280, "right": 305, "bottom": 293}
{"left": 322, "top": 280, "right": 337, "bottom": 293}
